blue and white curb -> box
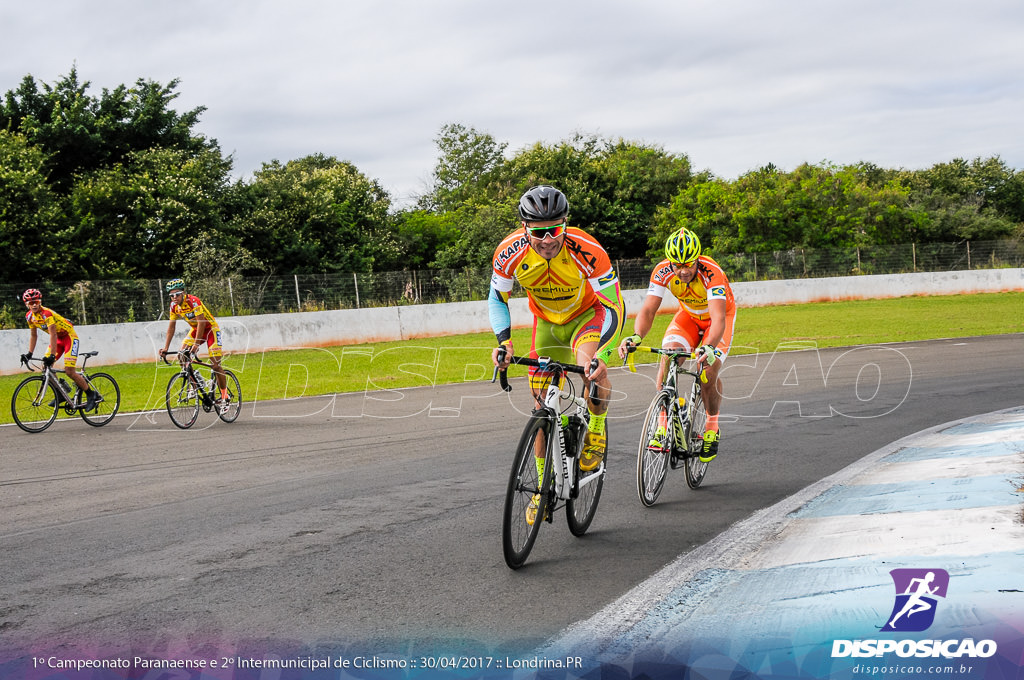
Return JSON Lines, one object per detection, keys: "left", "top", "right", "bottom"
{"left": 542, "top": 407, "right": 1024, "bottom": 677}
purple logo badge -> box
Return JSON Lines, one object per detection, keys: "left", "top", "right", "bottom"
{"left": 880, "top": 568, "right": 949, "bottom": 632}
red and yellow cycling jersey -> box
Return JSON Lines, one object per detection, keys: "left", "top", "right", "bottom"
{"left": 169, "top": 294, "right": 220, "bottom": 332}
{"left": 25, "top": 306, "right": 78, "bottom": 340}
{"left": 647, "top": 256, "right": 736, "bottom": 321}
{"left": 491, "top": 227, "right": 617, "bottom": 326}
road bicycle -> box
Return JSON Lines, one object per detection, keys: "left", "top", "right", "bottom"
{"left": 493, "top": 349, "right": 606, "bottom": 569}
{"left": 624, "top": 344, "right": 710, "bottom": 506}
{"left": 162, "top": 351, "right": 242, "bottom": 429}
{"left": 11, "top": 351, "right": 121, "bottom": 433}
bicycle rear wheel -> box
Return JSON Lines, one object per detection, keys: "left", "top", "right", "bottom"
{"left": 636, "top": 392, "right": 672, "bottom": 506}
{"left": 216, "top": 369, "right": 242, "bottom": 423}
{"left": 567, "top": 421, "right": 605, "bottom": 536}
{"left": 79, "top": 373, "right": 121, "bottom": 427}
{"left": 684, "top": 381, "right": 709, "bottom": 489}
{"left": 502, "top": 411, "right": 552, "bottom": 569}
{"left": 11, "top": 375, "right": 58, "bottom": 433}
{"left": 165, "top": 373, "right": 200, "bottom": 429}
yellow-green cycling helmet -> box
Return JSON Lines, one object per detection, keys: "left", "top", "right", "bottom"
{"left": 165, "top": 278, "right": 185, "bottom": 293}
{"left": 664, "top": 227, "right": 702, "bottom": 264}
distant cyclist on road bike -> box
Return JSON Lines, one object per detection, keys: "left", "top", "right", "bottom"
{"left": 617, "top": 227, "right": 736, "bottom": 462}
{"left": 158, "top": 278, "right": 231, "bottom": 412}
{"left": 490, "top": 185, "right": 625, "bottom": 520}
{"left": 19, "top": 288, "right": 100, "bottom": 411}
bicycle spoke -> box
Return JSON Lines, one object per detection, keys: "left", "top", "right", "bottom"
{"left": 636, "top": 392, "right": 671, "bottom": 506}
{"left": 165, "top": 373, "right": 200, "bottom": 429}
{"left": 11, "top": 375, "right": 58, "bottom": 433}
{"left": 684, "top": 382, "right": 710, "bottom": 489}
{"left": 502, "top": 413, "right": 550, "bottom": 569}
{"left": 80, "top": 373, "right": 121, "bottom": 427}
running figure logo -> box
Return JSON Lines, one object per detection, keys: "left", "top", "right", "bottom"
{"left": 880, "top": 568, "right": 949, "bottom": 632}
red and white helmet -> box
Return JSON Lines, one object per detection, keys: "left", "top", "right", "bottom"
{"left": 22, "top": 288, "right": 42, "bottom": 302}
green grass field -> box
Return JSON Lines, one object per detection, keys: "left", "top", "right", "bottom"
{"left": 2, "top": 292, "right": 1021, "bottom": 426}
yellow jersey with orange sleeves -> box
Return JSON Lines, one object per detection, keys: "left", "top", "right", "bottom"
{"left": 647, "top": 255, "right": 736, "bottom": 320}
{"left": 491, "top": 227, "right": 620, "bottom": 326}
{"left": 169, "top": 294, "right": 220, "bottom": 332}
{"left": 25, "top": 306, "right": 78, "bottom": 340}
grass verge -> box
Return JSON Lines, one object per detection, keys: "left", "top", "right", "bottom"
{"left": 2, "top": 292, "right": 1021, "bottom": 426}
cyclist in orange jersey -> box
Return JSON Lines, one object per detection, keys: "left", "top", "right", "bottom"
{"left": 618, "top": 227, "right": 736, "bottom": 463}
{"left": 19, "top": 289, "right": 100, "bottom": 411}
{"left": 490, "top": 186, "right": 625, "bottom": 523}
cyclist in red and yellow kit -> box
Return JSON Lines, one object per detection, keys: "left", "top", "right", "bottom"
{"left": 618, "top": 227, "right": 736, "bottom": 462}
{"left": 158, "top": 278, "right": 231, "bottom": 412}
{"left": 19, "top": 288, "right": 100, "bottom": 411}
{"left": 490, "top": 185, "right": 625, "bottom": 522}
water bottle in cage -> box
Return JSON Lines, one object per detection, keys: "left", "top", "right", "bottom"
{"left": 675, "top": 395, "right": 688, "bottom": 439}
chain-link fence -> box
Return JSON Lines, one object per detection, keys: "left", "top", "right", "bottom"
{"left": 2, "top": 239, "right": 1021, "bottom": 329}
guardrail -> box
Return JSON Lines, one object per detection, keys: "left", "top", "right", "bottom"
{"left": 1, "top": 268, "right": 1021, "bottom": 375}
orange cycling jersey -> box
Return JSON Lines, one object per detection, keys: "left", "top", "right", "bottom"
{"left": 25, "top": 306, "right": 78, "bottom": 339}
{"left": 170, "top": 294, "right": 221, "bottom": 331}
{"left": 491, "top": 227, "right": 617, "bottom": 325}
{"left": 647, "top": 255, "right": 736, "bottom": 320}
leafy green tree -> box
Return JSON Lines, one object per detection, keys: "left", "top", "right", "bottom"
{"left": 501, "top": 134, "right": 694, "bottom": 260}
{"left": 376, "top": 209, "right": 461, "bottom": 271}
{"left": 896, "top": 157, "right": 1022, "bottom": 241}
{"left": 1, "top": 67, "right": 218, "bottom": 192}
{"left": 0, "top": 130, "right": 64, "bottom": 281}
{"left": 652, "top": 163, "right": 928, "bottom": 259}
{"left": 66, "top": 146, "right": 233, "bottom": 278}
{"left": 231, "top": 154, "right": 391, "bottom": 274}
{"left": 430, "top": 200, "right": 519, "bottom": 271}
{"left": 422, "top": 123, "right": 508, "bottom": 213}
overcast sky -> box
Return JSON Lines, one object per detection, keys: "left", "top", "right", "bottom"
{"left": 3, "top": 0, "right": 1022, "bottom": 207}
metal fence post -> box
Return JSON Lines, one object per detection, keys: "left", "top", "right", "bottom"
{"left": 912, "top": 243, "right": 917, "bottom": 272}
{"left": 294, "top": 275, "right": 301, "bottom": 309}
{"left": 354, "top": 273, "right": 360, "bottom": 309}
{"left": 228, "top": 278, "right": 235, "bottom": 316}
{"left": 967, "top": 241, "right": 971, "bottom": 269}
{"left": 79, "top": 282, "right": 87, "bottom": 325}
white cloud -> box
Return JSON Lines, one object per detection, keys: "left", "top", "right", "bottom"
{"left": 2, "top": 0, "right": 1022, "bottom": 206}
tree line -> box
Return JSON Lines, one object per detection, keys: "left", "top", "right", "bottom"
{"left": 2, "top": 68, "right": 1022, "bottom": 287}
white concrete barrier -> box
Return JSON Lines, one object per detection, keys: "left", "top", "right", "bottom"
{"left": 2, "top": 268, "right": 1020, "bottom": 375}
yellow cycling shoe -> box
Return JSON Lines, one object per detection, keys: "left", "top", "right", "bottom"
{"left": 648, "top": 425, "right": 668, "bottom": 449}
{"left": 525, "top": 493, "right": 549, "bottom": 525}
{"left": 700, "top": 430, "right": 720, "bottom": 463}
{"left": 580, "top": 430, "right": 606, "bottom": 471}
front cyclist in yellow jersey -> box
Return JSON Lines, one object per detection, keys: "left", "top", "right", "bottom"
{"left": 158, "top": 278, "right": 231, "bottom": 413}
{"left": 617, "top": 227, "right": 737, "bottom": 462}
{"left": 490, "top": 185, "right": 625, "bottom": 524}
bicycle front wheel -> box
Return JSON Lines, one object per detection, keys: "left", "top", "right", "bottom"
{"left": 216, "top": 369, "right": 242, "bottom": 423}
{"left": 11, "top": 375, "right": 59, "bottom": 433}
{"left": 502, "top": 411, "right": 552, "bottom": 569}
{"left": 80, "top": 373, "right": 121, "bottom": 427}
{"left": 567, "top": 421, "right": 605, "bottom": 536}
{"left": 636, "top": 392, "right": 672, "bottom": 506}
{"left": 684, "top": 380, "right": 709, "bottom": 489}
{"left": 165, "top": 373, "right": 200, "bottom": 429}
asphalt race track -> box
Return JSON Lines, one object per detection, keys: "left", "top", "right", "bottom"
{"left": 1, "top": 334, "right": 1022, "bottom": 659}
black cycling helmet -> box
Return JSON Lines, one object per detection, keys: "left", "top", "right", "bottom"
{"left": 518, "top": 185, "right": 569, "bottom": 222}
